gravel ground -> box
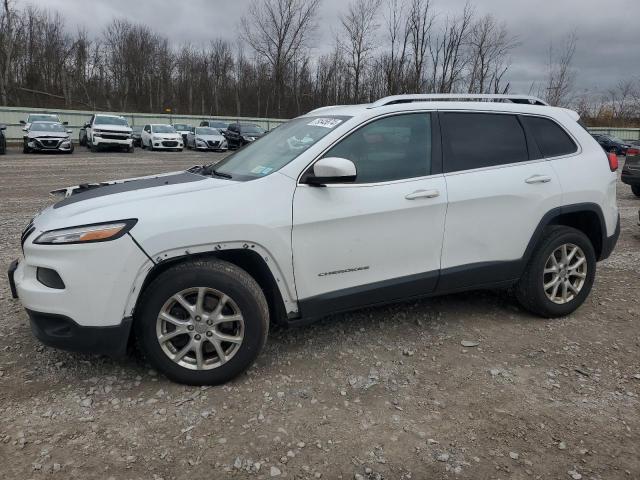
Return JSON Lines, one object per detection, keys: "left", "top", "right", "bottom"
{"left": 0, "top": 148, "right": 639, "bottom": 480}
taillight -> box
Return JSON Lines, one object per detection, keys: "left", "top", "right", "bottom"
{"left": 607, "top": 151, "right": 618, "bottom": 171}
{"left": 626, "top": 148, "right": 640, "bottom": 156}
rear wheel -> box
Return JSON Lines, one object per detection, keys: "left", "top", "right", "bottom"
{"left": 632, "top": 185, "right": 640, "bottom": 197}
{"left": 516, "top": 226, "right": 596, "bottom": 318}
{"left": 135, "top": 259, "right": 269, "bottom": 385}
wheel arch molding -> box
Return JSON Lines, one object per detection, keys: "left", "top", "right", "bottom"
{"left": 522, "top": 202, "right": 613, "bottom": 269}
{"left": 126, "top": 242, "right": 296, "bottom": 326}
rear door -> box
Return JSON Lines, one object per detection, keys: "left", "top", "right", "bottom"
{"left": 438, "top": 111, "right": 563, "bottom": 290}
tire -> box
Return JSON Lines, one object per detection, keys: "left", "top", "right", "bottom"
{"left": 23, "top": 139, "right": 30, "bottom": 154}
{"left": 134, "top": 259, "right": 269, "bottom": 385}
{"left": 515, "top": 226, "right": 596, "bottom": 318}
{"left": 632, "top": 185, "right": 640, "bottom": 197}
{"left": 66, "top": 144, "right": 74, "bottom": 154}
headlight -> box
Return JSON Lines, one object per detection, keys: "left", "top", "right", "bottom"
{"left": 34, "top": 219, "right": 137, "bottom": 245}
{"left": 196, "top": 138, "right": 206, "bottom": 143}
{"left": 93, "top": 129, "right": 102, "bottom": 135}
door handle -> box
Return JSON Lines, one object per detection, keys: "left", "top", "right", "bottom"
{"left": 525, "top": 175, "right": 552, "bottom": 184}
{"left": 405, "top": 189, "right": 440, "bottom": 200}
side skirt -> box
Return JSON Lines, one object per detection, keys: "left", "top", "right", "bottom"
{"left": 293, "top": 260, "right": 521, "bottom": 325}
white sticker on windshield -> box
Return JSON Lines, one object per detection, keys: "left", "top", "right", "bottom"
{"left": 307, "top": 118, "right": 343, "bottom": 129}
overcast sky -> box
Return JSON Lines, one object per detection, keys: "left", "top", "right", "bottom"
{"left": 40, "top": 0, "right": 640, "bottom": 95}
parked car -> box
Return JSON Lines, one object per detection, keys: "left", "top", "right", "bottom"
{"left": 131, "top": 126, "right": 143, "bottom": 147}
{"left": 82, "top": 114, "right": 134, "bottom": 152}
{"left": 0, "top": 124, "right": 6, "bottom": 154}
{"left": 23, "top": 122, "right": 74, "bottom": 154}
{"left": 20, "top": 113, "right": 66, "bottom": 132}
{"left": 621, "top": 144, "right": 640, "bottom": 197}
{"left": 9, "top": 93, "right": 620, "bottom": 385}
{"left": 225, "top": 123, "right": 266, "bottom": 149}
{"left": 186, "top": 126, "right": 228, "bottom": 151}
{"left": 592, "top": 134, "right": 629, "bottom": 156}
{"left": 172, "top": 123, "right": 192, "bottom": 143}
{"left": 200, "top": 120, "right": 229, "bottom": 133}
{"left": 141, "top": 124, "right": 184, "bottom": 151}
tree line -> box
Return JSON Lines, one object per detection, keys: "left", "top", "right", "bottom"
{"left": 1, "top": 0, "right": 639, "bottom": 125}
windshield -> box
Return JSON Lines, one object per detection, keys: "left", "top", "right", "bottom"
{"left": 31, "top": 122, "right": 66, "bottom": 132}
{"left": 95, "top": 116, "right": 129, "bottom": 126}
{"left": 196, "top": 127, "right": 220, "bottom": 135}
{"left": 240, "top": 124, "right": 265, "bottom": 135}
{"left": 213, "top": 115, "right": 351, "bottom": 180}
{"left": 28, "top": 114, "right": 59, "bottom": 123}
{"left": 152, "top": 125, "right": 176, "bottom": 133}
{"left": 173, "top": 124, "right": 190, "bottom": 130}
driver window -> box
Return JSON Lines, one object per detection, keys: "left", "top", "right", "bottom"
{"left": 322, "top": 113, "right": 432, "bottom": 184}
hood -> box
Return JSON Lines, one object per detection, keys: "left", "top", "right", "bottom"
{"left": 95, "top": 124, "right": 132, "bottom": 133}
{"left": 196, "top": 134, "right": 225, "bottom": 141}
{"left": 46, "top": 170, "right": 237, "bottom": 216}
{"left": 28, "top": 131, "right": 69, "bottom": 139}
{"left": 152, "top": 132, "right": 181, "bottom": 140}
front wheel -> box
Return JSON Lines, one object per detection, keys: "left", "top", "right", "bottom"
{"left": 134, "top": 259, "right": 269, "bottom": 385}
{"left": 515, "top": 226, "right": 596, "bottom": 318}
{"left": 632, "top": 185, "right": 640, "bottom": 197}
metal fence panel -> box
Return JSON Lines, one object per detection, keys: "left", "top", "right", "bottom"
{"left": 587, "top": 127, "right": 640, "bottom": 141}
{"left": 0, "top": 106, "right": 288, "bottom": 140}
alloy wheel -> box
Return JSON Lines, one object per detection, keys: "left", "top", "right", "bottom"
{"left": 543, "top": 243, "right": 587, "bottom": 304}
{"left": 156, "top": 287, "right": 245, "bottom": 370}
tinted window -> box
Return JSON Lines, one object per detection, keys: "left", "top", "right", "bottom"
{"left": 322, "top": 113, "right": 431, "bottom": 183}
{"left": 521, "top": 116, "right": 577, "bottom": 158}
{"left": 442, "top": 112, "right": 528, "bottom": 172}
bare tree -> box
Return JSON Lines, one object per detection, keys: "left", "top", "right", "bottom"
{"left": 340, "top": 0, "right": 382, "bottom": 102}
{"left": 429, "top": 2, "right": 474, "bottom": 93}
{"left": 241, "top": 0, "right": 319, "bottom": 116}
{"left": 0, "top": 0, "right": 22, "bottom": 105}
{"left": 544, "top": 31, "right": 577, "bottom": 106}
{"left": 406, "top": 0, "right": 433, "bottom": 92}
{"left": 467, "top": 15, "right": 516, "bottom": 94}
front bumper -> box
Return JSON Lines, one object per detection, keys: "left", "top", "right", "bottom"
{"left": 93, "top": 136, "right": 133, "bottom": 147}
{"left": 13, "top": 235, "right": 147, "bottom": 326}
{"left": 28, "top": 310, "right": 132, "bottom": 357}
{"left": 29, "top": 139, "right": 73, "bottom": 152}
{"left": 151, "top": 139, "right": 184, "bottom": 149}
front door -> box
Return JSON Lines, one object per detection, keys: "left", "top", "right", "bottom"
{"left": 292, "top": 112, "right": 448, "bottom": 317}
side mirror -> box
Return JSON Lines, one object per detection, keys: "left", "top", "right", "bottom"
{"left": 83, "top": 123, "right": 90, "bottom": 128}
{"left": 0, "top": 124, "right": 6, "bottom": 130}
{"left": 305, "top": 157, "right": 357, "bottom": 186}
{"left": 19, "top": 120, "right": 26, "bottom": 125}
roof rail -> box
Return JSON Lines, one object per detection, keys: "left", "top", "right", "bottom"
{"left": 369, "top": 93, "right": 549, "bottom": 108}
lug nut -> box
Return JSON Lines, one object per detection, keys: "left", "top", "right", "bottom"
{"left": 187, "top": 325, "right": 194, "bottom": 331}
{"left": 195, "top": 334, "right": 201, "bottom": 340}
{"left": 207, "top": 319, "right": 213, "bottom": 326}
{"left": 206, "top": 331, "right": 212, "bottom": 337}
{"left": 195, "top": 316, "right": 201, "bottom": 321}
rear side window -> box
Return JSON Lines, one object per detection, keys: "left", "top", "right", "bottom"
{"left": 520, "top": 116, "right": 577, "bottom": 158}
{"left": 441, "top": 112, "right": 529, "bottom": 173}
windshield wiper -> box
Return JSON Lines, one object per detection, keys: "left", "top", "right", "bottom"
{"left": 211, "top": 169, "right": 232, "bottom": 179}
{"left": 189, "top": 164, "right": 232, "bottom": 179}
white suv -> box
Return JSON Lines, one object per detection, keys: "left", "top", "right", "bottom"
{"left": 8, "top": 94, "right": 620, "bottom": 385}
{"left": 83, "top": 114, "right": 134, "bottom": 152}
